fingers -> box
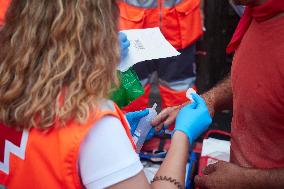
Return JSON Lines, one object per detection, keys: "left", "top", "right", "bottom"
{"left": 164, "top": 112, "right": 177, "bottom": 126}
{"left": 194, "top": 175, "right": 208, "bottom": 188}
{"left": 131, "top": 109, "right": 148, "bottom": 122}
{"left": 182, "top": 100, "right": 197, "bottom": 110}
{"left": 155, "top": 126, "right": 166, "bottom": 136}
{"left": 119, "top": 32, "right": 127, "bottom": 42}
{"left": 191, "top": 93, "right": 207, "bottom": 108}
{"left": 151, "top": 106, "right": 180, "bottom": 127}
{"left": 125, "top": 109, "right": 149, "bottom": 122}
{"left": 202, "top": 163, "right": 217, "bottom": 175}
{"left": 122, "top": 39, "right": 130, "bottom": 49}
{"left": 119, "top": 32, "right": 130, "bottom": 58}
{"left": 194, "top": 163, "right": 218, "bottom": 188}
{"left": 151, "top": 108, "right": 171, "bottom": 126}
{"left": 151, "top": 107, "right": 176, "bottom": 133}
{"left": 154, "top": 122, "right": 164, "bottom": 132}
{"left": 195, "top": 162, "right": 226, "bottom": 189}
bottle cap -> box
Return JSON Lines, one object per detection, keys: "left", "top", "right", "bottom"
{"left": 152, "top": 103, "right": 157, "bottom": 110}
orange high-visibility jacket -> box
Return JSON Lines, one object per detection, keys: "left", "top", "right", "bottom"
{"left": 0, "top": 101, "right": 134, "bottom": 189}
{"left": 0, "top": 0, "right": 10, "bottom": 25}
{"left": 119, "top": 0, "right": 203, "bottom": 50}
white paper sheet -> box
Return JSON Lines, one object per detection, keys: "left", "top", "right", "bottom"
{"left": 118, "top": 27, "right": 181, "bottom": 72}
{"left": 201, "top": 138, "right": 231, "bottom": 164}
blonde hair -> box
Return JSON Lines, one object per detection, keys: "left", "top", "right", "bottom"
{"left": 0, "top": 0, "right": 120, "bottom": 129}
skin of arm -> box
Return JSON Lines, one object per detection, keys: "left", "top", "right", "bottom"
{"left": 245, "top": 168, "right": 284, "bottom": 189}
{"left": 194, "top": 161, "right": 284, "bottom": 189}
{"left": 200, "top": 0, "right": 205, "bottom": 29}
{"left": 151, "top": 131, "right": 189, "bottom": 189}
{"left": 201, "top": 74, "right": 233, "bottom": 117}
{"left": 108, "top": 2, "right": 209, "bottom": 188}
{"left": 151, "top": 74, "right": 233, "bottom": 129}
{"left": 108, "top": 76, "right": 232, "bottom": 188}
{"left": 108, "top": 131, "right": 190, "bottom": 189}
{"left": 200, "top": 0, "right": 205, "bottom": 9}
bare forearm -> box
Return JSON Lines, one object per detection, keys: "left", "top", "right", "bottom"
{"left": 151, "top": 131, "right": 189, "bottom": 189}
{"left": 200, "top": 0, "right": 205, "bottom": 30}
{"left": 201, "top": 74, "right": 232, "bottom": 116}
{"left": 244, "top": 168, "right": 284, "bottom": 189}
{"left": 200, "top": 0, "right": 204, "bottom": 10}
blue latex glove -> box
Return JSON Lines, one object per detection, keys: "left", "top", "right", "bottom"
{"left": 125, "top": 109, "right": 155, "bottom": 141}
{"left": 146, "top": 127, "right": 155, "bottom": 141}
{"left": 175, "top": 93, "right": 212, "bottom": 145}
{"left": 119, "top": 32, "right": 130, "bottom": 59}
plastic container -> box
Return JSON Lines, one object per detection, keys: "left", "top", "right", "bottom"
{"left": 133, "top": 104, "right": 158, "bottom": 153}
{"left": 110, "top": 67, "right": 144, "bottom": 108}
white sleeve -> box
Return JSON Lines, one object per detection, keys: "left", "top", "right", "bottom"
{"left": 79, "top": 116, "right": 143, "bottom": 189}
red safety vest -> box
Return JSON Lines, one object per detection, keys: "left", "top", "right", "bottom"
{"left": 0, "top": 0, "right": 10, "bottom": 25}
{"left": 0, "top": 101, "right": 134, "bottom": 189}
{"left": 119, "top": 0, "right": 203, "bottom": 50}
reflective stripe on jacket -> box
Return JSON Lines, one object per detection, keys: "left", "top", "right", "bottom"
{"left": 0, "top": 100, "right": 134, "bottom": 189}
{"left": 119, "top": 0, "right": 203, "bottom": 49}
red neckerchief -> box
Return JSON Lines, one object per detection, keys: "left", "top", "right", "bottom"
{"left": 226, "top": 0, "right": 284, "bottom": 54}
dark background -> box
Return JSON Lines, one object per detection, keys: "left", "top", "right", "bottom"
{"left": 196, "top": 0, "right": 240, "bottom": 133}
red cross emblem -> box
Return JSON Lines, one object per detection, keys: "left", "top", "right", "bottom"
{"left": 0, "top": 124, "right": 28, "bottom": 174}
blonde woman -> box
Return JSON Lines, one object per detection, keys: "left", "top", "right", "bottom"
{"left": 0, "top": 0, "right": 211, "bottom": 189}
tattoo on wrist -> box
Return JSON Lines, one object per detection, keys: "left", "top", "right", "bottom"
{"left": 151, "top": 176, "right": 184, "bottom": 189}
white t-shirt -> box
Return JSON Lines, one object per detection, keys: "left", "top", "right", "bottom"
{"left": 79, "top": 116, "right": 143, "bottom": 189}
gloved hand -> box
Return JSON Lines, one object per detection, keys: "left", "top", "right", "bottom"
{"left": 119, "top": 32, "right": 130, "bottom": 59}
{"left": 125, "top": 109, "right": 155, "bottom": 141}
{"left": 175, "top": 93, "right": 212, "bottom": 145}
